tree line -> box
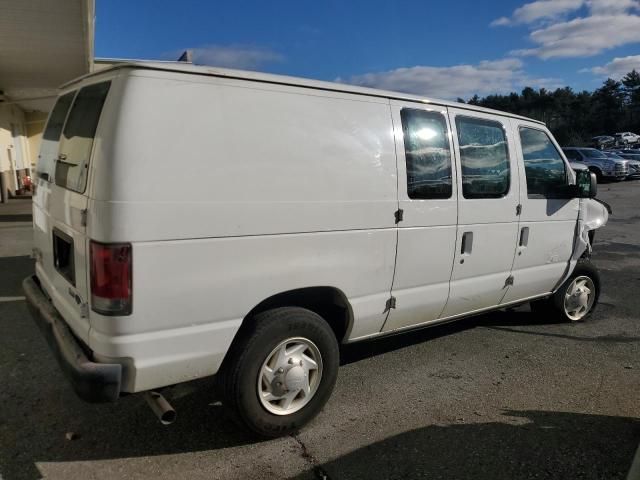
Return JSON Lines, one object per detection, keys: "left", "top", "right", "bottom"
{"left": 458, "top": 70, "right": 640, "bottom": 147}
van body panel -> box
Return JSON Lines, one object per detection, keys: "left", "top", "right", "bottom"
{"left": 441, "top": 108, "right": 521, "bottom": 316}
{"left": 383, "top": 101, "right": 458, "bottom": 331}
{"left": 502, "top": 119, "right": 580, "bottom": 302}
{"left": 89, "top": 229, "right": 396, "bottom": 390}
{"left": 89, "top": 73, "right": 398, "bottom": 239}
{"left": 33, "top": 185, "right": 90, "bottom": 342}
{"left": 81, "top": 70, "right": 399, "bottom": 389}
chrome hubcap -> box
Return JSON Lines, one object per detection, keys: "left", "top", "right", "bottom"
{"left": 564, "top": 276, "right": 595, "bottom": 321}
{"left": 257, "top": 337, "right": 323, "bottom": 415}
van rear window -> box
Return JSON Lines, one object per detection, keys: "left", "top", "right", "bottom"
{"left": 55, "top": 81, "right": 111, "bottom": 193}
{"left": 37, "top": 91, "right": 76, "bottom": 181}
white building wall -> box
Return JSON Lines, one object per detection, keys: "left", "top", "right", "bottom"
{"left": 0, "top": 103, "right": 30, "bottom": 192}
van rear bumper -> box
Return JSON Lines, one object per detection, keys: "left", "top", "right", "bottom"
{"left": 22, "top": 275, "right": 122, "bottom": 403}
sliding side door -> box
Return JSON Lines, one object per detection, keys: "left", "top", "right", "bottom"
{"left": 383, "top": 102, "right": 458, "bottom": 332}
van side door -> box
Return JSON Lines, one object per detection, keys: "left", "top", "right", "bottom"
{"left": 501, "top": 121, "right": 579, "bottom": 303}
{"left": 440, "top": 108, "right": 521, "bottom": 317}
{"left": 382, "top": 102, "right": 458, "bottom": 332}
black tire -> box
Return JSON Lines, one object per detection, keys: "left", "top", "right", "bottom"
{"left": 531, "top": 259, "right": 600, "bottom": 322}
{"left": 219, "top": 307, "right": 339, "bottom": 437}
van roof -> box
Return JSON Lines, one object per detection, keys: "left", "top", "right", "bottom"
{"left": 65, "top": 62, "right": 545, "bottom": 126}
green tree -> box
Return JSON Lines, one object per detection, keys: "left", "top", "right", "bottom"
{"left": 591, "top": 78, "right": 625, "bottom": 134}
{"left": 455, "top": 70, "right": 640, "bottom": 146}
{"left": 622, "top": 70, "right": 640, "bottom": 129}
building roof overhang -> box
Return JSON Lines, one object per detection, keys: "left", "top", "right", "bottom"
{"left": 0, "top": 0, "right": 94, "bottom": 112}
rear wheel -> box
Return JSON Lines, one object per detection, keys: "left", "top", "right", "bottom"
{"left": 530, "top": 259, "right": 600, "bottom": 322}
{"left": 219, "top": 307, "right": 339, "bottom": 437}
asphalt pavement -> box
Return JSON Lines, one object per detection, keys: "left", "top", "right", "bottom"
{"left": 0, "top": 184, "right": 638, "bottom": 480}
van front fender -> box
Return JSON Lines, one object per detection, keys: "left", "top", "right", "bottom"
{"left": 552, "top": 198, "right": 609, "bottom": 293}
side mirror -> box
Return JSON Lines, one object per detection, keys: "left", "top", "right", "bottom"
{"left": 575, "top": 169, "right": 597, "bottom": 198}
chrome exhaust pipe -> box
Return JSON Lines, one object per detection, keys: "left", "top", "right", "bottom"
{"left": 144, "top": 391, "right": 177, "bottom": 425}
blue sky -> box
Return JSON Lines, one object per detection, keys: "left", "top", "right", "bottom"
{"left": 95, "top": 0, "right": 640, "bottom": 100}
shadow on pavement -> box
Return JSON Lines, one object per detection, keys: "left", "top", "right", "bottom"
{"left": 291, "top": 410, "right": 640, "bottom": 480}
{"left": 0, "top": 301, "right": 258, "bottom": 480}
{"left": 341, "top": 309, "right": 562, "bottom": 366}
{"left": 0, "top": 256, "right": 34, "bottom": 297}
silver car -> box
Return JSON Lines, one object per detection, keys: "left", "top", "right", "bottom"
{"left": 603, "top": 151, "right": 640, "bottom": 179}
{"left": 562, "top": 147, "right": 629, "bottom": 181}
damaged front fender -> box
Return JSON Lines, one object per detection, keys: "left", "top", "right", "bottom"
{"left": 577, "top": 197, "right": 609, "bottom": 258}
{"left": 553, "top": 197, "right": 609, "bottom": 292}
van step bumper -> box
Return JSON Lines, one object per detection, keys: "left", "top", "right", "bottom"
{"left": 22, "top": 275, "right": 122, "bottom": 403}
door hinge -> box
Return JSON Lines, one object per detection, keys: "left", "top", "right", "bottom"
{"left": 80, "top": 208, "right": 88, "bottom": 227}
{"left": 516, "top": 204, "right": 522, "bottom": 216}
{"left": 394, "top": 209, "right": 404, "bottom": 224}
{"left": 80, "top": 303, "right": 89, "bottom": 318}
{"left": 505, "top": 275, "right": 514, "bottom": 287}
{"left": 385, "top": 296, "right": 397, "bottom": 312}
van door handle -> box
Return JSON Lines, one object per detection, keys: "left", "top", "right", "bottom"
{"left": 519, "top": 227, "right": 529, "bottom": 247}
{"left": 461, "top": 232, "right": 473, "bottom": 255}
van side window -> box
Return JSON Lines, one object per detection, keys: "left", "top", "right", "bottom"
{"left": 37, "top": 92, "right": 76, "bottom": 182}
{"left": 455, "top": 116, "right": 510, "bottom": 199}
{"left": 400, "top": 108, "right": 452, "bottom": 199}
{"left": 55, "top": 81, "right": 111, "bottom": 193}
{"left": 519, "top": 127, "right": 567, "bottom": 198}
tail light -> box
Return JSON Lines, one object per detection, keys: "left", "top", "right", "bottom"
{"left": 90, "top": 241, "right": 132, "bottom": 315}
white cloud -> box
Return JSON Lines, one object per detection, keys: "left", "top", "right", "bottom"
{"left": 587, "top": 0, "right": 640, "bottom": 14}
{"left": 340, "top": 59, "right": 559, "bottom": 100}
{"left": 513, "top": 14, "right": 640, "bottom": 58}
{"left": 490, "top": 16, "right": 512, "bottom": 26}
{"left": 188, "top": 45, "right": 284, "bottom": 69}
{"left": 495, "top": 0, "right": 640, "bottom": 58}
{"left": 587, "top": 55, "right": 640, "bottom": 77}
{"left": 491, "top": 0, "right": 584, "bottom": 26}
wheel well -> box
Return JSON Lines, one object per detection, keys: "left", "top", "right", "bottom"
{"left": 243, "top": 287, "right": 353, "bottom": 343}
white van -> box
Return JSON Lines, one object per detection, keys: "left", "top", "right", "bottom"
{"left": 24, "top": 63, "right": 608, "bottom": 436}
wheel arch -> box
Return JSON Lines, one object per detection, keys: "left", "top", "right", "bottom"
{"left": 239, "top": 286, "right": 354, "bottom": 344}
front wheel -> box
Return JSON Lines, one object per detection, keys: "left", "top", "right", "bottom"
{"left": 218, "top": 307, "right": 339, "bottom": 437}
{"left": 531, "top": 259, "right": 600, "bottom": 322}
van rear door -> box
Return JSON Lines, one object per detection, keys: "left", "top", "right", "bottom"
{"left": 32, "top": 81, "right": 111, "bottom": 344}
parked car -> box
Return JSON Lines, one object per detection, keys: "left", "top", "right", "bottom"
{"left": 592, "top": 135, "right": 615, "bottom": 149}
{"left": 603, "top": 151, "right": 640, "bottom": 179}
{"left": 610, "top": 148, "right": 640, "bottom": 160}
{"left": 562, "top": 147, "right": 629, "bottom": 181}
{"left": 614, "top": 132, "right": 640, "bottom": 145}
{"left": 24, "top": 62, "right": 608, "bottom": 437}
{"left": 569, "top": 161, "right": 589, "bottom": 173}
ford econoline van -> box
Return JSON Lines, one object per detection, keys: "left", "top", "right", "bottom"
{"left": 24, "top": 63, "right": 608, "bottom": 436}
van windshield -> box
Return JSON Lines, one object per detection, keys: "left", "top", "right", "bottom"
{"left": 54, "top": 81, "right": 111, "bottom": 193}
